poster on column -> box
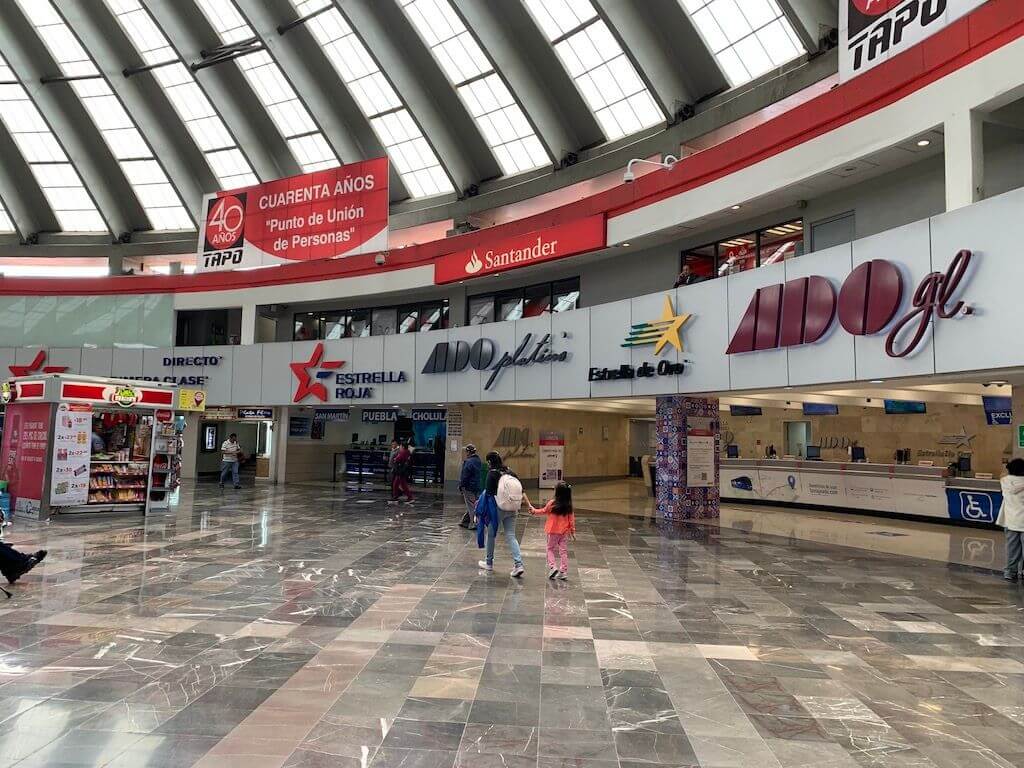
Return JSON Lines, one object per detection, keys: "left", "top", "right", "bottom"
{"left": 0, "top": 402, "right": 52, "bottom": 518}
{"left": 685, "top": 417, "right": 715, "bottom": 487}
{"left": 538, "top": 431, "right": 565, "bottom": 489}
{"left": 196, "top": 157, "right": 389, "bottom": 272}
{"left": 50, "top": 403, "right": 92, "bottom": 506}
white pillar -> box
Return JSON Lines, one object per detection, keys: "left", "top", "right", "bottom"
{"left": 180, "top": 412, "right": 200, "bottom": 479}
{"left": 944, "top": 110, "right": 984, "bottom": 211}
{"left": 1013, "top": 386, "right": 1024, "bottom": 461}
{"left": 240, "top": 303, "right": 257, "bottom": 345}
{"left": 275, "top": 407, "right": 290, "bottom": 485}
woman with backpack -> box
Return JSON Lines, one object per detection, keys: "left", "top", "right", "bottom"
{"left": 389, "top": 440, "right": 414, "bottom": 504}
{"left": 476, "top": 451, "right": 525, "bottom": 577}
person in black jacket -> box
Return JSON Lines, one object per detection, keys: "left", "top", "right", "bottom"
{"left": 458, "top": 444, "right": 483, "bottom": 529}
{"left": 0, "top": 542, "right": 46, "bottom": 597}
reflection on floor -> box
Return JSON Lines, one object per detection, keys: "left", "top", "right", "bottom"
{"left": 1, "top": 480, "right": 1023, "bottom": 768}
{"left": 575, "top": 478, "right": 1006, "bottom": 571}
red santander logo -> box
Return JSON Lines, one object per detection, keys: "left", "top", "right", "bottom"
{"left": 204, "top": 193, "right": 246, "bottom": 250}
{"left": 851, "top": 0, "right": 901, "bottom": 14}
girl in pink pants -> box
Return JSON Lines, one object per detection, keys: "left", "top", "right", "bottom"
{"left": 525, "top": 483, "right": 576, "bottom": 580}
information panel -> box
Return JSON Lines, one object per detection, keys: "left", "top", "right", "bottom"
{"left": 50, "top": 403, "right": 92, "bottom": 506}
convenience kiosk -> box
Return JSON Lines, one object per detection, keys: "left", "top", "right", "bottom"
{"left": 0, "top": 375, "right": 179, "bottom": 519}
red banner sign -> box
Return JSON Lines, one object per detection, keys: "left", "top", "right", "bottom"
{"left": 196, "top": 157, "right": 389, "bottom": 273}
{"left": 433, "top": 216, "right": 606, "bottom": 285}
{"left": 0, "top": 402, "right": 52, "bottom": 517}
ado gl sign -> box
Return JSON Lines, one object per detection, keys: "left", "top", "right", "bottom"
{"left": 726, "top": 251, "right": 974, "bottom": 358}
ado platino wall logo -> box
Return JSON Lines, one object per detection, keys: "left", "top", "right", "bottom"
{"left": 622, "top": 295, "right": 692, "bottom": 356}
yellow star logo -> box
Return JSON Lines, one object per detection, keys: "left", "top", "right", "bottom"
{"left": 622, "top": 295, "right": 692, "bottom": 356}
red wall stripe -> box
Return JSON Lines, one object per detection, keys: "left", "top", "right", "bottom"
{"left": 0, "top": 0, "right": 1018, "bottom": 298}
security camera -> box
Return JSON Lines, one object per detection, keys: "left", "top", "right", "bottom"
{"left": 374, "top": 253, "right": 386, "bottom": 266}
{"left": 623, "top": 168, "right": 635, "bottom": 183}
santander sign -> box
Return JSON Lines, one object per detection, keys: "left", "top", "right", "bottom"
{"left": 434, "top": 216, "right": 606, "bottom": 285}
{"left": 726, "top": 250, "right": 973, "bottom": 359}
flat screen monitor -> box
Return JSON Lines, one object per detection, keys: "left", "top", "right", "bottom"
{"left": 802, "top": 403, "right": 838, "bottom": 416}
{"left": 805, "top": 445, "right": 821, "bottom": 460}
{"left": 851, "top": 446, "right": 866, "bottom": 462}
{"left": 884, "top": 399, "right": 927, "bottom": 415}
{"left": 726, "top": 444, "right": 739, "bottom": 458}
{"left": 729, "top": 405, "right": 762, "bottom": 416}
{"left": 958, "top": 455, "right": 972, "bottom": 473}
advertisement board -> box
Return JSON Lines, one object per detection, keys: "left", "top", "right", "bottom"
{"left": 840, "top": 0, "right": 989, "bottom": 82}
{"left": 538, "top": 431, "right": 565, "bottom": 489}
{"left": 50, "top": 403, "right": 91, "bottom": 506}
{"left": 433, "top": 216, "right": 606, "bottom": 285}
{"left": 0, "top": 402, "right": 52, "bottom": 517}
{"left": 196, "top": 158, "right": 389, "bottom": 272}
{"left": 178, "top": 389, "right": 207, "bottom": 412}
{"left": 685, "top": 417, "right": 716, "bottom": 488}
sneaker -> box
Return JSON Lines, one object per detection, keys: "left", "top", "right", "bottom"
{"left": 233, "top": 485, "right": 241, "bottom": 490}
{"left": 478, "top": 560, "right": 493, "bottom": 572}
{"left": 511, "top": 564, "right": 525, "bottom": 578}
{"left": 218, "top": 484, "right": 224, "bottom": 489}
{"left": 548, "top": 567, "right": 558, "bottom": 579}
{"left": 557, "top": 571, "right": 568, "bottom": 581}
{"left": 1004, "top": 573, "right": 1018, "bottom": 582}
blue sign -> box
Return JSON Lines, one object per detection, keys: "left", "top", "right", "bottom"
{"left": 946, "top": 488, "right": 1001, "bottom": 524}
{"left": 982, "top": 396, "right": 1013, "bottom": 426}
{"left": 802, "top": 403, "right": 838, "bottom": 416}
{"left": 884, "top": 399, "right": 927, "bottom": 414}
{"left": 314, "top": 409, "right": 350, "bottom": 423}
{"left": 729, "top": 405, "right": 762, "bottom": 416}
{"left": 289, "top": 417, "right": 311, "bottom": 437}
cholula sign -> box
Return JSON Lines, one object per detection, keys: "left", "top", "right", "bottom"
{"left": 433, "top": 216, "right": 606, "bottom": 284}
{"left": 196, "top": 157, "right": 389, "bottom": 272}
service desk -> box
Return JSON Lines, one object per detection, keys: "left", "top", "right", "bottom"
{"left": 721, "top": 459, "right": 1003, "bottom": 525}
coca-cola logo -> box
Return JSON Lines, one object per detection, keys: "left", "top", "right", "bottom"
{"left": 727, "top": 250, "right": 973, "bottom": 358}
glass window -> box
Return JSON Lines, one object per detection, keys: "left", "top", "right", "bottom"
{"left": 398, "top": 306, "right": 419, "bottom": 334}
{"left": 293, "top": 313, "right": 319, "bottom": 340}
{"left": 717, "top": 233, "right": 756, "bottom": 275}
{"left": 679, "top": 245, "right": 716, "bottom": 284}
{"left": 758, "top": 219, "right": 803, "bottom": 267}
{"left": 552, "top": 278, "right": 580, "bottom": 312}
{"left": 419, "top": 303, "right": 446, "bottom": 332}
{"left": 347, "top": 308, "right": 371, "bottom": 338}
{"left": 322, "top": 312, "right": 346, "bottom": 339}
{"left": 399, "top": 0, "right": 550, "bottom": 175}
{"left": 467, "top": 295, "right": 494, "bottom": 325}
{"left": 497, "top": 291, "right": 525, "bottom": 322}
{"left": 372, "top": 307, "right": 397, "bottom": 336}
{"left": 522, "top": 284, "right": 552, "bottom": 318}
{"left": 523, "top": 0, "right": 664, "bottom": 140}
{"left": 679, "top": 0, "right": 804, "bottom": 87}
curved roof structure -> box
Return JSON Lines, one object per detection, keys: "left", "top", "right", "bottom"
{"left": 0, "top": 0, "right": 836, "bottom": 247}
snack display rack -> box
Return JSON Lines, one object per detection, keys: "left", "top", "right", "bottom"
{"left": 0, "top": 374, "right": 178, "bottom": 519}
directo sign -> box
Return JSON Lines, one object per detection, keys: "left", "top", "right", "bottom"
{"left": 433, "top": 216, "right": 606, "bottom": 285}
{"left": 726, "top": 250, "right": 974, "bottom": 358}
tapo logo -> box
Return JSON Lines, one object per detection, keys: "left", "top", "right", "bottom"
{"left": 726, "top": 251, "right": 973, "bottom": 359}
{"left": 203, "top": 193, "right": 246, "bottom": 251}
{"left": 465, "top": 251, "right": 483, "bottom": 274}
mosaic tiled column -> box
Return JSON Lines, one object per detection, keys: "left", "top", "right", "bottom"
{"left": 655, "top": 396, "right": 720, "bottom": 520}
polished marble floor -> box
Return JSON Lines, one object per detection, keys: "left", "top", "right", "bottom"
{"left": 2, "top": 480, "right": 1024, "bottom": 768}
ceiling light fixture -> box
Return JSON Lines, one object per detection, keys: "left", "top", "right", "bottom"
{"left": 621, "top": 242, "right": 631, "bottom": 247}
{"left": 623, "top": 154, "right": 679, "bottom": 183}
{"left": 731, "top": 205, "right": 741, "bottom": 210}
{"left": 870, "top": 379, "right": 884, "bottom": 384}
{"left": 916, "top": 139, "right": 931, "bottom": 147}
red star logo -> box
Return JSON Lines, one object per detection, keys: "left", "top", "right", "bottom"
{"left": 9, "top": 350, "right": 68, "bottom": 377}
{"left": 290, "top": 342, "right": 344, "bottom": 403}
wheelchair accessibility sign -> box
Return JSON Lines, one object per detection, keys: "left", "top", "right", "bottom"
{"left": 946, "top": 489, "right": 1000, "bottom": 524}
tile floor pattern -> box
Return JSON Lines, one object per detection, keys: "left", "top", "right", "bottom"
{"left": 1, "top": 481, "right": 1024, "bottom": 767}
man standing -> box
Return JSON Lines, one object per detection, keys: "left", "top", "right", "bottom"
{"left": 458, "top": 444, "right": 483, "bottom": 529}
{"left": 390, "top": 440, "right": 414, "bottom": 504}
{"left": 219, "top": 433, "right": 243, "bottom": 489}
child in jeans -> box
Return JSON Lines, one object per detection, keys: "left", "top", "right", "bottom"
{"left": 999, "top": 459, "right": 1024, "bottom": 581}
{"left": 525, "top": 483, "right": 575, "bottom": 580}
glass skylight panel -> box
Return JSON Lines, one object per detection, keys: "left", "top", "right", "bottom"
{"left": 0, "top": 55, "right": 106, "bottom": 231}
{"left": 194, "top": 0, "right": 338, "bottom": 172}
{"left": 16, "top": 0, "right": 191, "bottom": 230}
{"left": 288, "top": 0, "right": 453, "bottom": 197}
{"left": 105, "top": 0, "right": 258, "bottom": 189}
{"left": 679, "top": 0, "right": 803, "bottom": 86}
{"left": 523, "top": 0, "right": 663, "bottom": 140}
{"left": 399, "top": 0, "right": 549, "bottom": 175}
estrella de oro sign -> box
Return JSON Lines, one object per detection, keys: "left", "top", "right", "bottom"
{"left": 197, "top": 157, "right": 389, "bottom": 272}
{"left": 433, "top": 216, "right": 606, "bottom": 284}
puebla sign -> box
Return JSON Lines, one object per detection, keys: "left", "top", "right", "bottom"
{"left": 197, "top": 157, "right": 389, "bottom": 273}
{"left": 433, "top": 216, "right": 605, "bottom": 285}
{"left": 727, "top": 251, "right": 974, "bottom": 358}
